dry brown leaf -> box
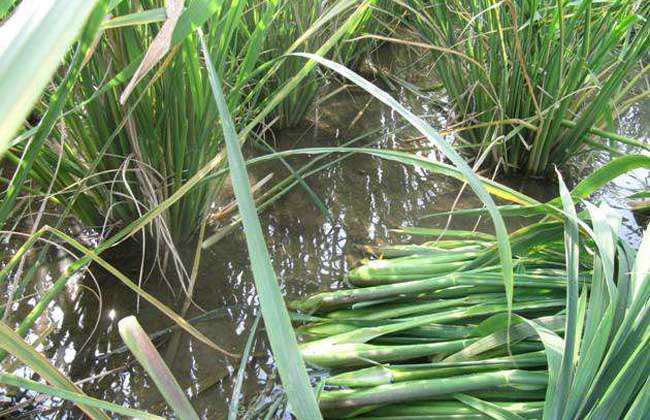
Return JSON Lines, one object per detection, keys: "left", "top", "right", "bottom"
{"left": 119, "top": 0, "right": 184, "bottom": 104}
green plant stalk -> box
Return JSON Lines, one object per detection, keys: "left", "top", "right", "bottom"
{"left": 302, "top": 338, "right": 477, "bottom": 368}
{"left": 296, "top": 318, "right": 476, "bottom": 342}
{"left": 318, "top": 370, "right": 548, "bottom": 410}
{"left": 359, "top": 241, "right": 488, "bottom": 258}
{"left": 347, "top": 251, "right": 479, "bottom": 280}
{"left": 300, "top": 299, "right": 565, "bottom": 364}
{"left": 392, "top": 227, "right": 496, "bottom": 241}
{"left": 359, "top": 400, "right": 544, "bottom": 418}
{"left": 325, "top": 294, "right": 498, "bottom": 321}
{"left": 326, "top": 351, "right": 548, "bottom": 387}
{"left": 290, "top": 271, "right": 579, "bottom": 312}
{"left": 559, "top": 119, "right": 650, "bottom": 152}
{"left": 325, "top": 288, "right": 563, "bottom": 322}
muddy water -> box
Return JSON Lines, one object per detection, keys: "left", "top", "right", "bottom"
{"left": 2, "top": 83, "right": 648, "bottom": 418}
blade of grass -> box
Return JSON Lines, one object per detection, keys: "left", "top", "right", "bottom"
{"left": 228, "top": 312, "right": 261, "bottom": 420}
{"left": 119, "top": 0, "right": 184, "bottom": 104}
{"left": 0, "top": 0, "right": 101, "bottom": 155}
{"left": 549, "top": 170, "right": 581, "bottom": 419}
{"left": 0, "top": 0, "right": 108, "bottom": 225}
{"left": 101, "top": 8, "right": 167, "bottom": 29}
{"left": 454, "top": 393, "right": 525, "bottom": 420}
{"left": 118, "top": 316, "right": 199, "bottom": 420}
{"left": 0, "top": 226, "right": 238, "bottom": 362}
{"left": 0, "top": 374, "right": 163, "bottom": 420}
{"left": 0, "top": 322, "right": 109, "bottom": 419}
{"left": 199, "top": 29, "right": 322, "bottom": 419}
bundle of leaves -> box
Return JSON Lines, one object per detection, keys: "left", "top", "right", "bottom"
{"left": 290, "top": 171, "right": 649, "bottom": 418}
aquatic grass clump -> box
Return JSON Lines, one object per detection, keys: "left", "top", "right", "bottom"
{"left": 401, "top": 0, "right": 650, "bottom": 175}
{"left": 8, "top": 0, "right": 375, "bottom": 244}
{"left": 289, "top": 185, "right": 649, "bottom": 417}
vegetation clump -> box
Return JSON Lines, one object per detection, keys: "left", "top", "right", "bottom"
{"left": 7, "top": 0, "right": 376, "bottom": 243}
{"left": 0, "top": 0, "right": 648, "bottom": 418}
{"left": 400, "top": 0, "right": 649, "bottom": 175}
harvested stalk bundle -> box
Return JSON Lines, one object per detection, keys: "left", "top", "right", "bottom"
{"left": 289, "top": 199, "right": 649, "bottom": 418}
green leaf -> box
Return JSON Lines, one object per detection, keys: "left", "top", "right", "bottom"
{"left": 0, "top": 374, "right": 163, "bottom": 419}
{"left": 0, "top": 322, "right": 109, "bottom": 419}
{"left": 0, "top": 1, "right": 108, "bottom": 230}
{"left": 550, "top": 170, "right": 581, "bottom": 419}
{"left": 392, "top": 227, "right": 496, "bottom": 241}
{"left": 0, "top": 0, "right": 102, "bottom": 156}
{"left": 454, "top": 393, "right": 525, "bottom": 420}
{"left": 118, "top": 316, "right": 199, "bottom": 420}
{"left": 101, "top": 8, "right": 167, "bottom": 29}
{"left": 445, "top": 315, "right": 565, "bottom": 362}
{"left": 199, "top": 30, "right": 322, "bottom": 419}
{"left": 623, "top": 377, "right": 650, "bottom": 420}
{"left": 229, "top": 312, "right": 261, "bottom": 420}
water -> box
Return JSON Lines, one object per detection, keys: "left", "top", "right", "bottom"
{"left": 1, "top": 74, "right": 648, "bottom": 418}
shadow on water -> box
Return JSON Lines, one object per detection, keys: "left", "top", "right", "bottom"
{"left": 2, "top": 80, "right": 648, "bottom": 418}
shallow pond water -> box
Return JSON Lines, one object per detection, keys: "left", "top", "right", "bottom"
{"left": 1, "top": 78, "right": 648, "bottom": 418}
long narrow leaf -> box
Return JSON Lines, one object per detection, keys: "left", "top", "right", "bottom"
{"left": 118, "top": 316, "right": 199, "bottom": 420}
{"left": 454, "top": 393, "right": 525, "bottom": 420}
{"left": 0, "top": 0, "right": 101, "bottom": 154}
{"left": 550, "top": 171, "right": 581, "bottom": 419}
{"left": 199, "top": 30, "right": 322, "bottom": 419}
{"left": 0, "top": 1, "right": 107, "bottom": 225}
{"left": 0, "top": 322, "right": 108, "bottom": 419}
{"left": 228, "top": 312, "right": 261, "bottom": 420}
{"left": 0, "top": 374, "right": 162, "bottom": 419}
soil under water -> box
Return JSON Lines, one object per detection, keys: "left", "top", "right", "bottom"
{"left": 1, "top": 78, "right": 648, "bottom": 418}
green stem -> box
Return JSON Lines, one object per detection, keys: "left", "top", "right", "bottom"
{"left": 318, "top": 370, "right": 548, "bottom": 410}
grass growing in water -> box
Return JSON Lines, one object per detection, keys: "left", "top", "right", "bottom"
{"left": 1, "top": 1, "right": 648, "bottom": 417}
{"left": 7, "top": 0, "right": 375, "bottom": 244}
{"left": 399, "top": 0, "right": 649, "bottom": 175}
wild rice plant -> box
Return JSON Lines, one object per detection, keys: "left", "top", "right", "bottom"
{"left": 1, "top": 5, "right": 647, "bottom": 417}
{"left": 269, "top": 0, "right": 378, "bottom": 128}
{"left": 7, "top": 0, "right": 374, "bottom": 244}
{"left": 400, "top": 0, "right": 650, "bottom": 175}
